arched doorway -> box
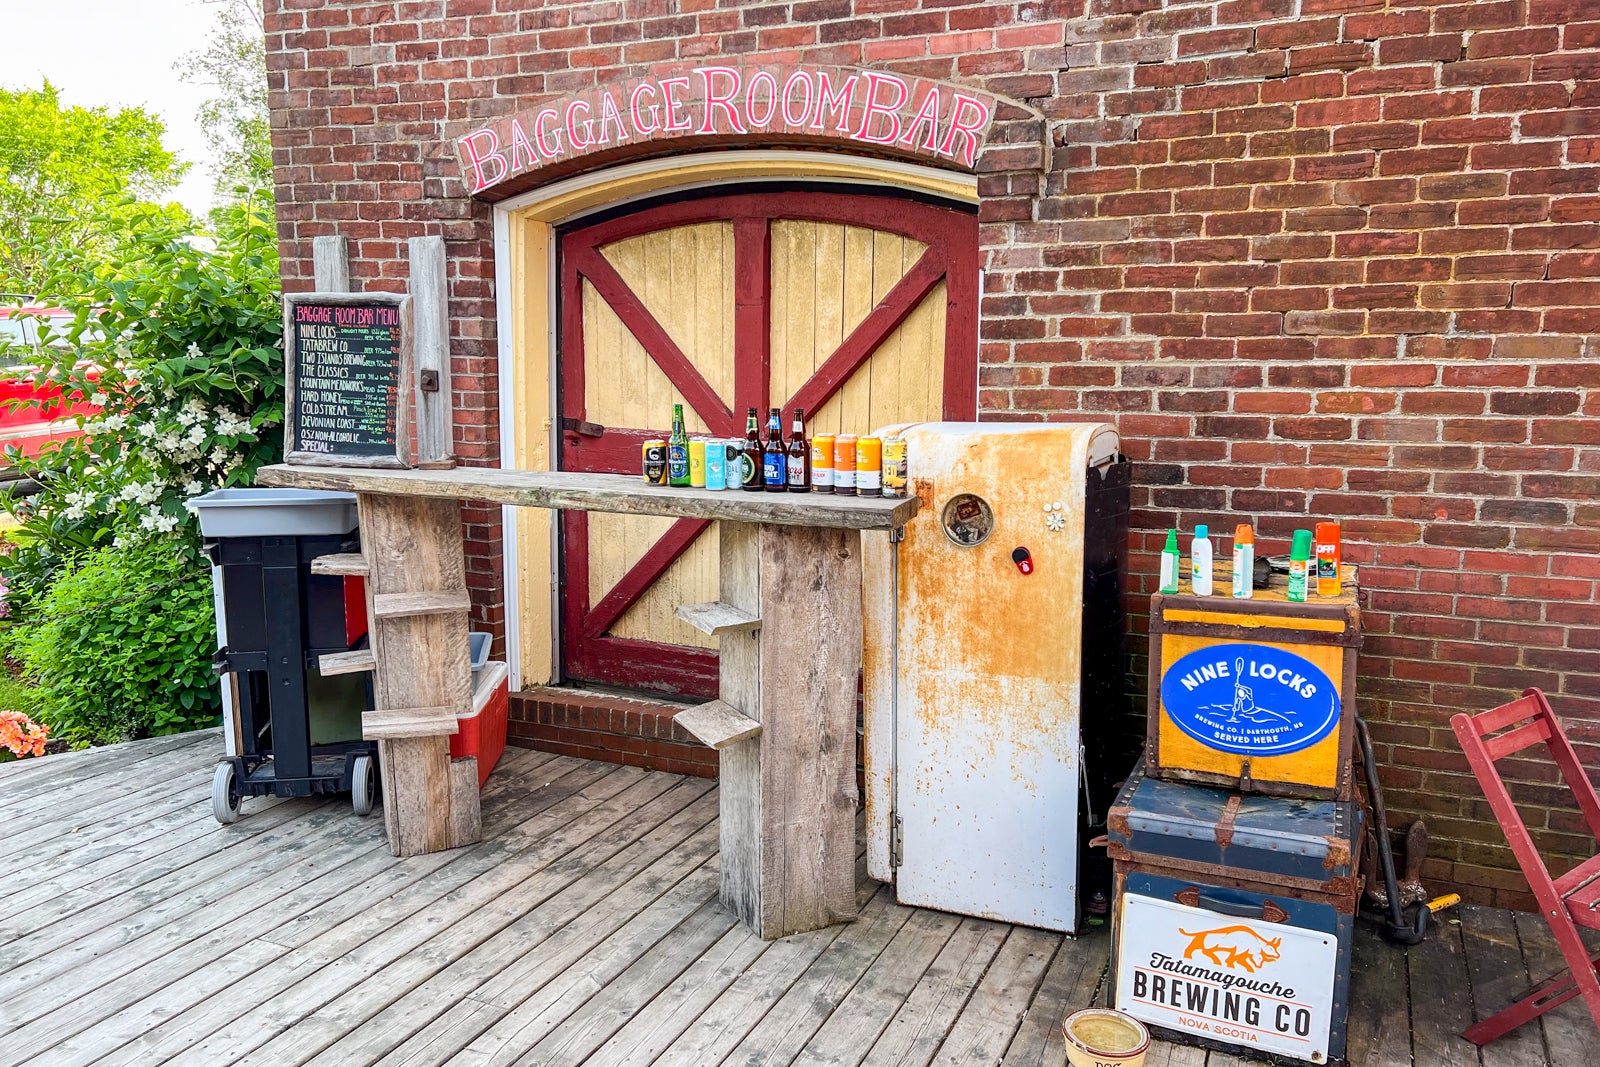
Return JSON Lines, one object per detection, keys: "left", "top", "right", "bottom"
{"left": 554, "top": 187, "right": 978, "bottom": 697}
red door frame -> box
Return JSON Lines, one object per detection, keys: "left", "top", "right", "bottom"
{"left": 558, "top": 190, "right": 978, "bottom": 697}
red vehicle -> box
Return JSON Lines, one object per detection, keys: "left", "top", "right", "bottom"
{"left": 0, "top": 306, "right": 99, "bottom": 464}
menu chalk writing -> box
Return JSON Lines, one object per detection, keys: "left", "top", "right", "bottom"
{"left": 285, "top": 294, "right": 411, "bottom": 467}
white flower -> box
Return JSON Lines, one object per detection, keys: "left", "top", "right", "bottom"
{"left": 187, "top": 343, "right": 204, "bottom": 360}
{"left": 102, "top": 413, "right": 127, "bottom": 432}
{"left": 89, "top": 391, "right": 109, "bottom": 406}
{"left": 185, "top": 396, "right": 208, "bottom": 414}
{"left": 183, "top": 479, "right": 203, "bottom": 495}
{"left": 136, "top": 421, "right": 157, "bottom": 439}
{"left": 210, "top": 445, "right": 230, "bottom": 465}
{"left": 214, "top": 412, "right": 251, "bottom": 436}
{"left": 176, "top": 409, "right": 199, "bottom": 427}
{"left": 155, "top": 433, "right": 181, "bottom": 454}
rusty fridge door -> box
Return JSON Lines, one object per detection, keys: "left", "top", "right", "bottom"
{"left": 863, "top": 422, "right": 1121, "bottom": 933}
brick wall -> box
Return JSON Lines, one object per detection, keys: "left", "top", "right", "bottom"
{"left": 264, "top": 0, "right": 1599, "bottom": 909}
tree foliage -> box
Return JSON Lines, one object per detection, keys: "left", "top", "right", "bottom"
{"left": 0, "top": 83, "right": 188, "bottom": 295}
{"left": 180, "top": 0, "right": 273, "bottom": 210}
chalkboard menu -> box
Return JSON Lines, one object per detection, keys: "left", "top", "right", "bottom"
{"left": 284, "top": 292, "right": 412, "bottom": 467}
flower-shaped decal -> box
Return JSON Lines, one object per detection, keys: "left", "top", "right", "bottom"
{"left": 1044, "top": 502, "right": 1065, "bottom": 532}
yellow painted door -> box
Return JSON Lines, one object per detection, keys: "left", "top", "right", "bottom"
{"left": 558, "top": 190, "right": 977, "bottom": 697}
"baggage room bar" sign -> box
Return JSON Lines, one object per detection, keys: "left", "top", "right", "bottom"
{"left": 284, "top": 292, "right": 413, "bottom": 468}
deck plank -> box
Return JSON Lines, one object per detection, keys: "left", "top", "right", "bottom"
{"left": 1407, "top": 907, "right": 1479, "bottom": 1067}
{"left": 928, "top": 925, "right": 1061, "bottom": 1066}
{"left": 1463, "top": 903, "right": 1548, "bottom": 1067}
{"left": 865, "top": 915, "right": 1011, "bottom": 1067}
{"left": 1343, "top": 923, "right": 1411, "bottom": 1067}
{"left": 1511, "top": 909, "right": 1600, "bottom": 1067}
{"left": 1001, "top": 927, "right": 1108, "bottom": 1067}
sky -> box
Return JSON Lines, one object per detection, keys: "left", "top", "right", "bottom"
{"left": 1, "top": 0, "right": 230, "bottom": 215}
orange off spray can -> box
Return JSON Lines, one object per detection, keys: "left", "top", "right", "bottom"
{"left": 1315, "top": 522, "right": 1341, "bottom": 596}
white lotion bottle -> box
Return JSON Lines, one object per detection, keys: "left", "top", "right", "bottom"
{"left": 1191, "top": 524, "right": 1213, "bottom": 596}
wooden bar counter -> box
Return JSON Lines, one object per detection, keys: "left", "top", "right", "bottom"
{"left": 257, "top": 463, "right": 918, "bottom": 939}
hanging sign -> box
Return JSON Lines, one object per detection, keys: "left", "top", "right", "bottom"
{"left": 1159, "top": 643, "right": 1339, "bottom": 757}
{"left": 457, "top": 65, "right": 994, "bottom": 195}
{"left": 283, "top": 292, "right": 412, "bottom": 468}
{"left": 1116, "top": 894, "right": 1338, "bottom": 1063}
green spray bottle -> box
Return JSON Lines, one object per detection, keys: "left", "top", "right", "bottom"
{"left": 1287, "top": 528, "right": 1313, "bottom": 602}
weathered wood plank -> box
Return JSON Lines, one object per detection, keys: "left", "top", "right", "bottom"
{"left": 372, "top": 589, "right": 473, "bottom": 619}
{"left": 1408, "top": 908, "right": 1479, "bottom": 1067}
{"left": 675, "top": 699, "right": 762, "bottom": 749}
{"left": 317, "top": 648, "right": 376, "bottom": 675}
{"left": 408, "top": 234, "right": 453, "bottom": 465}
{"left": 1512, "top": 908, "right": 1600, "bottom": 1067}
{"left": 1001, "top": 928, "right": 1107, "bottom": 1067}
{"left": 1462, "top": 903, "right": 1549, "bottom": 1067}
{"left": 674, "top": 600, "right": 761, "bottom": 636}
{"left": 307, "top": 551, "right": 368, "bottom": 576}
{"left": 310, "top": 235, "right": 349, "bottom": 293}
{"left": 864, "top": 916, "right": 1010, "bottom": 1067}
{"left": 1343, "top": 923, "right": 1411, "bottom": 1067}
{"left": 929, "top": 925, "right": 1061, "bottom": 1066}
{"left": 257, "top": 463, "right": 920, "bottom": 530}
{"left": 363, "top": 708, "right": 460, "bottom": 739}
{"left": 793, "top": 906, "right": 963, "bottom": 1067}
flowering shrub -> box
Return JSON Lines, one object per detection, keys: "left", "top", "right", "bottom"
{"left": 2, "top": 193, "right": 283, "bottom": 610}
{"left": 0, "top": 192, "right": 281, "bottom": 741}
{"left": 0, "top": 708, "right": 48, "bottom": 759}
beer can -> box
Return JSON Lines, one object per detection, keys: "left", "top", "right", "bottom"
{"left": 811, "top": 433, "right": 835, "bottom": 491}
{"left": 705, "top": 437, "right": 726, "bottom": 491}
{"left": 688, "top": 438, "right": 707, "bottom": 488}
{"left": 856, "top": 436, "right": 882, "bottom": 495}
{"left": 881, "top": 436, "right": 908, "bottom": 498}
{"left": 642, "top": 440, "right": 668, "bottom": 485}
{"left": 833, "top": 434, "right": 858, "bottom": 494}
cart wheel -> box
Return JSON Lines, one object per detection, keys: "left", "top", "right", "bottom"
{"left": 352, "top": 754, "right": 376, "bottom": 817}
{"left": 212, "top": 762, "right": 241, "bottom": 825}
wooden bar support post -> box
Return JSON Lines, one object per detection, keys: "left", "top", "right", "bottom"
{"left": 358, "top": 492, "right": 480, "bottom": 856}
{"left": 717, "top": 522, "right": 861, "bottom": 939}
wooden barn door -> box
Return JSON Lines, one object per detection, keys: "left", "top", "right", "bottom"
{"left": 557, "top": 190, "right": 977, "bottom": 698}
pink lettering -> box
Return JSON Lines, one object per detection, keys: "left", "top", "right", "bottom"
{"left": 458, "top": 128, "right": 508, "bottom": 193}
{"left": 899, "top": 87, "right": 943, "bottom": 153}
{"left": 661, "top": 77, "right": 693, "bottom": 132}
{"left": 744, "top": 70, "right": 778, "bottom": 128}
{"left": 697, "top": 66, "right": 748, "bottom": 134}
{"left": 855, "top": 71, "right": 909, "bottom": 144}
{"left": 509, "top": 118, "right": 540, "bottom": 168}
{"left": 781, "top": 70, "right": 815, "bottom": 127}
{"left": 565, "top": 100, "right": 593, "bottom": 149}
{"left": 595, "top": 90, "right": 630, "bottom": 145}
{"left": 534, "top": 108, "right": 563, "bottom": 158}
{"left": 810, "top": 72, "right": 857, "bottom": 133}
{"left": 937, "top": 93, "right": 991, "bottom": 168}
{"left": 630, "top": 82, "right": 661, "bottom": 135}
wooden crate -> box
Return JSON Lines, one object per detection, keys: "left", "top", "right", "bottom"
{"left": 1146, "top": 565, "right": 1360, "bottom": 800}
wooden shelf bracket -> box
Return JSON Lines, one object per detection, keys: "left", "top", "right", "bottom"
{"left": 675, "top": 699, "right": 762, "bottom": 750}
{"left": 675, "top": 602, "right": 761, "bottom": 637}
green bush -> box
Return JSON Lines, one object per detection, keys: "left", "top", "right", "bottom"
{"left": 9, "top": 540, "right": 217, "bottom": 745}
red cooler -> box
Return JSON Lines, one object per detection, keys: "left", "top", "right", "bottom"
{"left": 451, "top": 661, "right": 508, "bottom": 788}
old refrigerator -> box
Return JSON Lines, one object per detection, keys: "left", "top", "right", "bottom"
{"left": 863, "top": 422, "right": 1131, "bottom": 933}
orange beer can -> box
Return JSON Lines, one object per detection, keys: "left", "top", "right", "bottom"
{"left": 811, "top": 433, "right": 835, "bottom": 492}
{"left": 833, "top": 435, "right": 858, "bottom": 495}
{"left": 856, "top": 436, "right": 883, "bottom": 495}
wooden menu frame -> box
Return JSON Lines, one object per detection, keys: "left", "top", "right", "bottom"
{"left": 284, "top": 291, "right": 414, "bottom": 468}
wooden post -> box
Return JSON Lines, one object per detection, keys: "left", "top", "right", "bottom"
{"left": 358, "top": 492, "right": 480, "bottom": 856}
{"left": 408, "top": 236, "right": 454, "bottom": 466}
{"left": 717, "top": 522, "right": 862, "bottom": 938}
{"left": 312, "top": 235, "right": 350, "bottom": 293}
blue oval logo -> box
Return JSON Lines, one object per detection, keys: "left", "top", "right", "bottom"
{"left": 1161, "top": 643, "right": 1340, "bottom": 757}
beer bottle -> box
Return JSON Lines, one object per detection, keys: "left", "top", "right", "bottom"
{"left": 785, "top": 407, "right": 810, "bottom": 493}
{"left": 741, "top": 407, "right": 764, "bottom": 492}
{"left": 762, "top": 406, "right": 786, "bottom": 491}
{"left": 667, "top": 403, "right": 690, "bottom": 487}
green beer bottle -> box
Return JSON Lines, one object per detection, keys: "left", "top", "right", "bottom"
{"left": 668, "top": 404, "right": 690, "bottom": 487}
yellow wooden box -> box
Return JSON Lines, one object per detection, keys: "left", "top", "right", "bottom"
{"left": 1146, "top": 565, "right": 1360, "bottom": 800}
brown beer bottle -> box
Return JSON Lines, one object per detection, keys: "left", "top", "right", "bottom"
{"left": 741, "top": 406, "right": 763, "bottom": 491}
{"left": 785, "top": 407, "right": 810, "bottom": 493}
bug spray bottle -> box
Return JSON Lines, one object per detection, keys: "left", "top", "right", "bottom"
{"left": 1159, "top": 530, "right": 1180, "bottom": 594}
{"left": 1190, "top": 525, "right": 1213, "bottom": 596}
{"left": 1232, "top": 524, "right": 1254, "bottom": 599}
{"left": 1288, "top": 529, "right": 1313, "bottom": 602}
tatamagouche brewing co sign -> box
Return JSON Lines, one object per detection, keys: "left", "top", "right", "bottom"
{"left": 457, "top": 65, "right": 995, "bottom": 194}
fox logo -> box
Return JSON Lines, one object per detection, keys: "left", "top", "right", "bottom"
{"left": 1177, "top": 925, "right": 1283, "bottom": 973}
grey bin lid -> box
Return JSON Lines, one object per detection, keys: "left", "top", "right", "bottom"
{"left": 188, "top": 488, "right": 359, "bottom": 538}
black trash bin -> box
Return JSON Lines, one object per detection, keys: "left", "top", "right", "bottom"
{"left": 190, "top": 488, "right": 378, "bottom": 824}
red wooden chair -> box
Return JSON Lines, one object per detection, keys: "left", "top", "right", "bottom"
{"left": 1452, "top": 687, "right": 1600, "bottom": 1045}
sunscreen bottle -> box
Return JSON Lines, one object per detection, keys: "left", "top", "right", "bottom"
{"left": 1190, "top": 525, "right": 1213, "bottom": 596}
{"left": 1159, "top": 530, "right": 1180, "bottom": 594}
{"left": 1232, "top": 524, "right": 1254, "bottom": 599}
{"left": 1288, "top": 529, "right": 1313, "bottom": 603}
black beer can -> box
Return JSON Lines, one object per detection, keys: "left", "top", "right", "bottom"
{"left": 643, "top": 440, "right": 668, "bottom": 485}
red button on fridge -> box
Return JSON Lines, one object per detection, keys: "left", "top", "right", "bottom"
{"left": 1012, "top": 546, "right": 1033, "bottom": 574}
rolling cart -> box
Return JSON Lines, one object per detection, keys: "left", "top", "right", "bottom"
{"left": 190, "top": 488, "right": 379, "bottom": 823}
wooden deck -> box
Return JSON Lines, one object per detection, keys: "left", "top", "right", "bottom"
{"left": 0, "top": 730, "right": 1591, "bottom": 1066}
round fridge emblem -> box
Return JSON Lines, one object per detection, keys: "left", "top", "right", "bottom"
{"left": 1160, "top": 643, "right": 1340, "bottom": 756}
